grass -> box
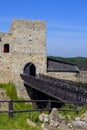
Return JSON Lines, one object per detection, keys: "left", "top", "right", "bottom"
{"left": 60, "top": 103, "right": 87, "bottom": 119}
{"left": 0, "top": 83, "right": 41, "bottom": 129}
{"left": 0, "top": 82, "right": 17, "bottom": 99}
{"left": 0, "top": 112, "right": 41, "bottom": 130}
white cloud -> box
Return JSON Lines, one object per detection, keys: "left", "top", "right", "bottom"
{"left": 48, "top": 31, "right": 87, "bottom": 41}
{"left": 47, "top": 22, "right": 87, "bottom": 31}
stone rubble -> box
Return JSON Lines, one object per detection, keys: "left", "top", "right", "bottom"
{"left": 80, "top": 111, "right": 87, "bottom": 122}
{"left": 38, "top": 108, "right": 87, "bottom": 130}
{"left": 39, "top": 113, "right": 49, "bottom": 123}
{"left": 26, "top": 118, "right": 37, "bottom": 128}
{"left": 49, "top": 108, "right": 59, "bottom": 127}
{"left": 72, "top": 112, "right": 87, "bottom": 130}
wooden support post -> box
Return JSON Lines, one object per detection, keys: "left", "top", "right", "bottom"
{"left": 48, "top": 100, "right": 51, "bottom": 114}
{"left": 75, "top": 88, "right": 79, "bottom": 114}
{"left": 8, "top": 100, "right": 14, "bottom": 118}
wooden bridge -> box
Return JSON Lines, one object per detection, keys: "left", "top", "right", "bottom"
{"left": 20, "top": 73, "right": 87, "bottom": 106}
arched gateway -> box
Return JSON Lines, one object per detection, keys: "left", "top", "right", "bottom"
{"left": 23, "top": 63, "right": 36, "bottom": 77}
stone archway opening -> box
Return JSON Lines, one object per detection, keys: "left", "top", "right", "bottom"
{"left": 23, "top": 62, "right": 36, "bottom": 77}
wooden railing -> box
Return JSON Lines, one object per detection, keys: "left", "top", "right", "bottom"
{"left": 39, "top": 74, "right": 87, "bottom": 92}
{"left": 0, "top": 100, "right": 78, "bottom": 118}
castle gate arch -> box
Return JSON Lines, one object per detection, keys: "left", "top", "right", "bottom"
{"left": 23, "top": 63, "right": 36, "bottom": 77}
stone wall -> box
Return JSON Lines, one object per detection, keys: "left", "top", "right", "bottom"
{"left": 78, "top": 71, "right": 87, "bottom": 83}
{"left": 9, "top": 20, "right": 46, "bottom": 54}
{"left": 47, "top": 71, "right": 87, "bottom": 83}
{"left": 0, "top": 32, "right": 13, "bottom": 83}
{"left": 47, "top": 72, "right": 79, "bottom": 81}
{"left": 0, "top": 53, "right": 12, "bottom": 83}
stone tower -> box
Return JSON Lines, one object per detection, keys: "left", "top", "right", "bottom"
{"left": 0, "top": 19, "right": 47, "bottom": 97}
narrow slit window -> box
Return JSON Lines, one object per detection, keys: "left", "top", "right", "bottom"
{"left": 0, "top": 37, "right": 1, "bottom": 42}
{"left": 29, "top": 34, "right": 32, "bottom": 41}
{"left": 4, "top": 44, "right": 9, "bottom": 53}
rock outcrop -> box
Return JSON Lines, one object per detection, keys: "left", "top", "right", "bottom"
{"left": 39, "top": 108, "right": 87, "bottom": 130}
{"left": 72, "top": 112, "right": 87, "bottom": 130}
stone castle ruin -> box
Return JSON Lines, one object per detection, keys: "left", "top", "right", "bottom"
{"left": 0, "top": 19, "right": 80, "bottom": 97}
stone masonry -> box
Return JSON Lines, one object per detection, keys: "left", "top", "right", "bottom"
{"left": 0, "top": 19, "right": 81, "bottom": 98}
{"left": 0, "top": 19, "right": 46, "bottom": 97}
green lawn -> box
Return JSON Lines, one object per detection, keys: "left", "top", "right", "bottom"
{"left": 0, "top": 83, "right": 41, "bottom": 130}
{"left": 0, "top": 112, "right": 41, "bottom": 130}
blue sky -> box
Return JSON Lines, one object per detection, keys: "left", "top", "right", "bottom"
{"left": 0, "top": 0, "right": 87, "bottom": 57}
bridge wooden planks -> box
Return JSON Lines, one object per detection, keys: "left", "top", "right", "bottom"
{"left": 20, "top": 74, "right": 87, "bottom": 105}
